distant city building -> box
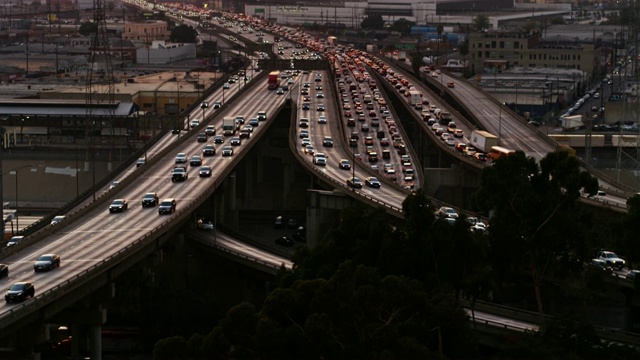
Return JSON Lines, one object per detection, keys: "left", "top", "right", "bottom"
{"left": 467, "top": 29, "right": 603, "bottom": 79}
{"left": 122, "top": 20, "right": 170, "bottom": 44}
{"left": 136, "top": 41, "right": 196, "bottom": 65}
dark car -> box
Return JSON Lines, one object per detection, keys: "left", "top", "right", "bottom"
{"left": 347, "top": 177, "right": 363, "bottom": 189}
{"left": 230, "top": 137, "right": 242, "bottom": 146}
{"left": 275, "top": 236, "right": 294, "bottom": 246}
{"left": 365, "top": 177, "right": 381, "bottom": 188}
{"left": 202, "top": 145, "right": 216, "bottom": 157}
{"left": 0, "top": 264, "right": 8, "bottom": 278}
{"left": 5, "top": 282, "right": 34, "bottom": 303}
{"left": 205, "top": 125, "right": 216, "bottom": 136}
{"left": 34, "top": 253, "right": 61, "bottom": 272}
{"left": 136, "top": 158, "right": 146, "bottom": 167}
{"left": 213, "top": 135, "right": 224, "bottom": 144}
{"left": 141, "top": 192, "right": 159, "bottom": 207}
{"left": 158, "top": 198, "right": 177, "bottom": 215}
{"left": 109, "top": 199, "right": 128, "bottom": 213}
{"left": 199, "top": 165, "right": 212, "bottom": 177}
{"left": 190, "top": 155, "right": 202, "bottom": 166}
{"left": 292, "top": 226, "right": 306, "bottom": 242}
{"left": 197, "top": 133, "right": 207, "bottom": 142}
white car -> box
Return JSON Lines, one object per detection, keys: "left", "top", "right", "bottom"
{"left": 175, "top": 153, "right": 188, "bottom": 163}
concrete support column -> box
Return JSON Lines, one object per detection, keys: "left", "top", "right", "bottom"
{"left": 307, "top": 207, "right": 320, "bottom": 248}
{"left": 283, "top": 163, "right": 291, "bottom": 208}
{"left": 89, "top": 324, "right": 102, "bottom": 360}
{"left": 245, "top": 160, "right": 253, "bottom": 205}
{"left": 70, "top": 324, "right": 81, "bottom": 359}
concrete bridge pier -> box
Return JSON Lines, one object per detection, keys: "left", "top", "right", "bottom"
{"left": 52, "top": 303, "right": 107, "bottom": 359}
{"left": 222, "top": 171, "right": 238, "bottom": 229}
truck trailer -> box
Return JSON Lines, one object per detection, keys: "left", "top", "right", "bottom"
{"left": 267, "top": 70, "right": 280, "bottom": 90}
{"left": 409, "top": 90, "right": 421, "bottom": 107}
{"left": 469, "top": 130, "right": 499, "bottom": 153}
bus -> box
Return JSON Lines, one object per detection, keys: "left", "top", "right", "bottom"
{"left": 489, "top": 146, "right": 515, "bottom": 160}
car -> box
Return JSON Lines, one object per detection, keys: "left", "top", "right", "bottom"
{"left": 223, "top": 82, "right": 230, "bottom": 89}
{"left": 175, "top": 153, "right": 187, "bottom": 163}
{"left": 445, "top": 137, "right": 456, "bottom": 146}
{"left": 171, "top": 166, "right": 188, "bottom": 182}
{"left": 257, "top": 111, "right": 267, "bottom": 121}
{"left": 202, "top": 145, "right": 216, "bottom": 157}
{"left": 299, "top": 118, "right": 309, "bottom": 128}
{"left": 339, "top": 159, "right": 351, "bottom": 170}
{"left": 385, "top": 168, "right": 398, "bottom": 181}
{"left": 304, "top": 145, "right": 315, "bottom": 155}
{"left": 317, "top": 104, "right": 325, "bottom": 111}
{"left": 222, "top": 146, "right": 234, "bottom": 156}
{"left": 301, "top": 138, "right": 311, "bottom": 147}
{"left": 50, "top": 215, "right": 65, "bottom": 225}
{"left": 447, "top": 81, "right": 455, "bottom": 88}
{"left": 627, "top": 270, "right": 640, "bottom": 280}
{"left": 109, "top": 199, "right": 128, "bottom": 213}
{"left": 6, "top": 236, "right": 23, "bottom": 247}
{"left": 347, "top": 177, "right": 363, "bottom": 189}
{"left": 313, "top": 154, "right": 327, "bottom": 166}
{"left": 0, "top": 264, "right": 7, "bottom": 278}
{"left": 136, "top": 158, "right": 146, "bottom": 167}
{"left": 213, "top": 101, "right": 222, "bottom": 109}
{"left": 197, "top": 217, "right": 214, "bottom": 230}
{"left": 436, "top": 206, "right": 458, "bottom": 219}
{"left": 158, "top": 198, "right": 177, "bottom": 214}
{"left": 189, "top": 119, "right": 200, "bottom": 129}
{"left": 190, "top": 155, "right": 202, "bottom": 166}
{"left": 230, "top": 137, "right": 242, "bottom": 146}
{"left": 205, "top": 125, "right": 216, "bottom": 136}
{"left": 213, "top": 135, "right": 224, "bottom": 144}
{"left": 249, "top": 118, "right": 259, "bottom": 127}
{"left": 235, "top": 116, "right": 245, "bottom": 125}
{"left": 109, "top": 181, "right": 120, "bottom": 189}
{"left": 276, "top": 88, "right": 284, "bottom": 95}
{"left": 597, "top": 251, "right": 625, "bottom": 269}
{"left": 275, "top": 236, "right": 294, "bottom": 246}
{"left": 141, "top": 192, "right": 159, "bottom": 207}
{"left": 197, "top": 133, "right": 207, "bottom": 143}
{"left": 274, "top": 215, "right": 284, "bottom": 229}
{"left": 5, "top": 282, "right": 34, "bottom": 303}
{"left": 302, "top": 102, "right": 310, "bottom": 110}
{"left": 199, "top": 165, "right": 213, "bottom": 177}
{"left": 322, "top": 136, "right": 333, "bottom": 147}
{"left": 365, "top": 177, "right": 381, "bottom": 188}
{"left": 34, "top": 253, "right": 61, "bottom": 272}
{"left": 318, "top": 116, "right": 327, "bottom": 124}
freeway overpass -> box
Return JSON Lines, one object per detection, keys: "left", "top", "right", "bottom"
{"left": 0, "top": 8, "right": 639, "bottom": 358}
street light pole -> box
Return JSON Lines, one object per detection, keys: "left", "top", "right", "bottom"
{"left": 498, "top": 102, "right": 504, "bottom": 146}
{"left": 9, "top": 165, "right": 31, "bottom": 233}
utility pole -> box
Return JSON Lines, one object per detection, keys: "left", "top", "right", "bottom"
{"left": 86, "top": 0, "right": 115, "bottom": 201}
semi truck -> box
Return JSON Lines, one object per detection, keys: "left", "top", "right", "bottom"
{"left": 560, "top": 114, "right": 584, "bottom": 132}
{"left": 267, "top": 70, "right": 280, "bottom": 90}
{"left": 409, "top": 90, "right": 421, "bottom": 107}
{"left": 223, "top": 117, "right": 236, "bottom": 136}
{"left": 469, "top": 130, "right": 499, "bottom": 153}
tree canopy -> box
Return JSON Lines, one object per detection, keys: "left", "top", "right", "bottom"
{"left": 361, "top": 14, "right": 384, "bottom": 30}
{"left": 472, "top": 15, "right": 490, "bottom": 31}
{"left": 170, "top": 24, "right": 198, "bottom": 43}
{"left": 78, "top": 22, "right": 97, "bottom": 36}
{"left": 388, "top": 18, "right": 414, "bottom": 36}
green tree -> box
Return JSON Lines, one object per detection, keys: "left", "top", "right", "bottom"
{"left": 459, "top": 38, "right": 469, "bottom": 58}
{"left": 78, "top": 22, "right": 97, "bottom": 36}
{"left": 153, "top": 336, "right": 187, "bottom": 359}
{"left": 361, "top": 14, "right": 384, "bottom": 30}
{"left": 170, "top": 24, "right": 198, "bottom": 43}
{"left": 474, "top": 150, "right": 599, "bottom": 324}
{"left": 472, "top": 15, "right": 490, "bottom": 31}
{"left": 550, "top": 16, "right": 566, "bottom": 25}
{"left": 390, "top": 18, "right": 414, "bottom": 36}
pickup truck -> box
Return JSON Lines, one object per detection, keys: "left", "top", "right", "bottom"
{"left": 597, "top": 251, "right": 625, "bottom": 269}
{"left": 171, "top": 166, "right": 188, "bottom": 182}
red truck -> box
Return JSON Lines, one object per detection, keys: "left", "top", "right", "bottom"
{"left": 268, "top": 70, "right": 280, "bottom": 90}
